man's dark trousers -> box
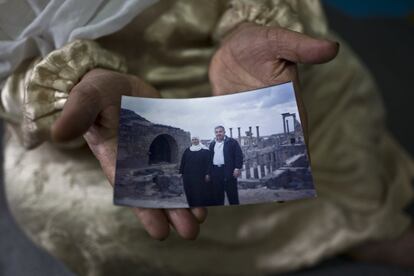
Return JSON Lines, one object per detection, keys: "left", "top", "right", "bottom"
{"left": 211, "top": 165, "right": 239, "bottom": 205}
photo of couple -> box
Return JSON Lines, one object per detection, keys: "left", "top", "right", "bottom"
{"left": 114, "top": 82, "right": 316, "bottom": 208}
{"left": 179, "top": 126, "right": 243, "bottom": 207}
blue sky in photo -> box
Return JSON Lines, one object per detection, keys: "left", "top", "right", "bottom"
{"left": 122, "top": 82, "right": 300, "bottom": 140}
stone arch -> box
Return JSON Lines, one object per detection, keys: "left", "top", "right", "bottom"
{"left": 148, "top": 134, "right": 179, "bottom": 165}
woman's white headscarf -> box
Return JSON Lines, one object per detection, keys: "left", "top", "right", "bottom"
{"left": 0, "top": 0, "right": 157, "bottom": 87}
{"left": 190, "top": 136, "right": 208, "bottom": 151}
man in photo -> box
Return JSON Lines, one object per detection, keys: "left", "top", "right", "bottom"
{"left": 209, "top": 126, "right": 243, "bottom": 205}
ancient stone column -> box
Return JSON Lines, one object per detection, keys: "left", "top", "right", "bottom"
{"left": 260, "top": 156, "right": 266, "bottom": 178}
{"left": 229, "top": 127, "right": 233, "bottom": 138}
{"left": 256, "top": 126, "right": 260, "bottom": 138}
{"left": 266, "top": 153, "right": 271, "bottom": 173}
{"left": 253, "top": 162, "right": 259, "bottom": 179}
{"left": 260, "top": 164, "right": 266, "bottom": 177}
{"left": 274, "top": 151, "right": 280, "bottom": 170}
{"left": 248, "top": 126, "right": 252, "bottom": 146}
{"left": 271, "top": 152, "right": 276, "bottom": 171}
{"left": 238, "top": 127, "right": 241, "bottom": 143}
{"left": 245, "top": 161, "right": 251, "bottom": 179}
{"left": 292, "top": 113, "right": 297, "bottom": 143}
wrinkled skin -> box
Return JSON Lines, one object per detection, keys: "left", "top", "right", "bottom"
{"left": 51, "top": 23, "right": 339, "bottom": 240}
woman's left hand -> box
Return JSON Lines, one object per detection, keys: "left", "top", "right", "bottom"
{"left": 209, "top": 23, "right": 339, "bottom": 143}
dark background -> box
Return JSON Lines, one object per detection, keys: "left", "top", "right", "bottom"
{"left": 0, "top": 2, "right": 413, "bottom": 275}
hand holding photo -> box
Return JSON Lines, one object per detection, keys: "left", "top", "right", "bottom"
{"left": 114, "top": 81, "right": 315, "bottom": 208}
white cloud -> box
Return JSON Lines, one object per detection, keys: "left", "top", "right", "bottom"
{"left": 121, "top": 82, "right": 301, "bottom": 139}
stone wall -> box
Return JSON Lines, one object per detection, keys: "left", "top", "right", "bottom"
{"left": 116, "top": 109, "right": 191, "bottom": 169}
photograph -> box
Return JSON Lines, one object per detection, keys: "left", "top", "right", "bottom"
{"left": 114, "top": 81, "right": 316, "bottom": 208}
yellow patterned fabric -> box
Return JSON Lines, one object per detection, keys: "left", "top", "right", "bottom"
{"left": 1, "top": 40, "right": 126, "bottom": 149}
{"left": 2, "top": 0, "right": 414, "bottom": 275}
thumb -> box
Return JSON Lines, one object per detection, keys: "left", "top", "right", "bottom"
{"left": 51, "top": 81, "right": 103, "bottom": 143}
{"left": 51, "top": 70, "right": 160, "bottom": 143}
{"left": 269, "top": 27, "right": 340, "bottom": 64}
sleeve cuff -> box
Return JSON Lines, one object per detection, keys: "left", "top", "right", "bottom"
{"left": 213, "top": 0, "right": 304, "bottom": 42}
{"left": 1, "top": 39, "right": 127, "bottom": 149}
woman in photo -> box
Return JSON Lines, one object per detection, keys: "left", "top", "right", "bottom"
{"left": 179, "top": 136, "right": 211, "bottom": 207}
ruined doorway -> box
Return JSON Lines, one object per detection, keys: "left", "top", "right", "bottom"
{"left": 148, "top": 134, "right": 178, "bottom": 165}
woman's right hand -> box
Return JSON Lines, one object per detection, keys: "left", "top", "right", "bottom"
{"left": 51, "top": 68, "right": 207, "bottom": 240}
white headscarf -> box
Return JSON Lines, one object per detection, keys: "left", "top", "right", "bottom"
{"left": 0, "top": 0, "right": 157, "bottom": 87}
{"left": 189, "top": 136, "right": 208, "bottom": 151}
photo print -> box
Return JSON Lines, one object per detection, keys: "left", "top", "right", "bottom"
{"left": 114, "top": 81, "right": 316, "bottom": 208}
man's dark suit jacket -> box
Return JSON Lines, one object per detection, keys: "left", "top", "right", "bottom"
{"left": 209, "top": 136, "right": 243, "bottom": 179}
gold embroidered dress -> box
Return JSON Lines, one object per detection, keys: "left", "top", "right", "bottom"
{"left": 1, "top": 1, "right": 413, "bottom": 275}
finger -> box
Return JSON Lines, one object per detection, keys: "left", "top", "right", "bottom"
{"left": 269, "top": 27, "right": 339, "bottom": 64}
{"left": 132, "top": 208, "right": 171, "bottom": 240}
{"left": 51, "top": 70, "right": 160, "bottom": 143}
{"left": 128, "top": 75, "right": 161, "bottom": 98}
{"left": 166, "top": 209, "right": 200, "bottom": 240}
{"left": 51, "top": 80, "right": 102, "bottom": 143}
{"left": 190, "top": 207, "right": 208, "bottom": 223}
